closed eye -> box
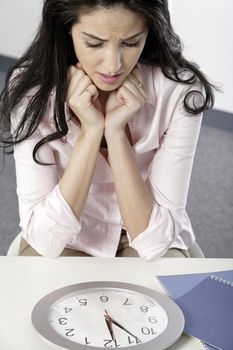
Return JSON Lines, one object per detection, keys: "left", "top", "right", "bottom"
{"left": 122, "top": 42, "right": 141, "bottom": 47}
{"left": 86, "top": 41, "right": 140, "bottom": 48}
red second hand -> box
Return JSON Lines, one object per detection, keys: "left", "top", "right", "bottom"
{"left": 104, "top": 309, "right": 118, "bottom": 347}
{"left": 104, "top": 309, "right": 111, "bottom": 319}
{"left": 104, "top": 309, "right": 142, "bottom": 343}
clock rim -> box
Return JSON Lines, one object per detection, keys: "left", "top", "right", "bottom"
{"left": 31, "top": 281, "right": 185, "bottom": 350}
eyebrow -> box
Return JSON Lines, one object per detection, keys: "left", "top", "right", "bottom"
{"left": 81, "top": 30, "right": 145, "bottom": 41}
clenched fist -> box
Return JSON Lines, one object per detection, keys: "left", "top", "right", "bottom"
{"left": 66, "top": 63, "right": 104, "bottom": 131}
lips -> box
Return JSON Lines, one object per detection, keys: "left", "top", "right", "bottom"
{"left": 100, "top": 73, "right": 120, "bottom": 78}
{"left": 98, "top": 73, "right": 122, "bottom": 84}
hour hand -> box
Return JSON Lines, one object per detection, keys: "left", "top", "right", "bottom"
{"left": 104, "top": 311, "right": 118, "bottom": 347}
{"left": 104, "top": 309, "right": 142, "bottom": 343}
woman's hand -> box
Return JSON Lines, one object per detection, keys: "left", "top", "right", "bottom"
{"left": 104, "top": 66, "right": 148, "bottom": 135}
{"left": 66, "top": 63, "right": 104, "bottom": 132}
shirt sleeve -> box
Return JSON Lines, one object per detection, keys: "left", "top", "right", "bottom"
{"left": 128, "top": 81, "right": 203, "bottom": 260}
{"left": 11, "top": 97, "right": 81, "bottom": 258}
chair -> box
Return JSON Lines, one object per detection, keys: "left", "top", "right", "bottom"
{"left": 7, "top": 232, "right": 205, "bottom": 258}
{"left": 188, "top": 241, "right": 205, "bottom": 258}
{"left": 7, "top": 232, "right": 22, "bottom": 256}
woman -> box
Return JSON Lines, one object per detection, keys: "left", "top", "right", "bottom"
{"left": 0, "top": 0, "right": 215, "bottom": 259}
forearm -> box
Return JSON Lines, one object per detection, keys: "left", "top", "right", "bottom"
{"left": 106, "top": 129, "right": 153, "bottom": 239}
{"left": 59, "top": 126, "right": 104, "bottom": 220}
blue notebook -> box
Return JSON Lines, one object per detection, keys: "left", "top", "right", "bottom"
{"left": 157, "top": 270, "right": 233, "bottom": 350}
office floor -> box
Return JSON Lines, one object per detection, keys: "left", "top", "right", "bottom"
{"left": 0, "top": 64, "right": 233, "bottom": 257}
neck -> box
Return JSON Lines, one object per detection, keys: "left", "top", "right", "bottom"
{"left": 99, "top": 89, "right": 110, "bottom": 101}
{"left": 98, "top": 90, "right": 110, "bottom": 114}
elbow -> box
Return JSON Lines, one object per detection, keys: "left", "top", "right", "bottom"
{"left": 22, "top": 229, "right": 65, "bottom": 258}
{"left": 128, "top": 205, "right": 179, "bottom": 260}
{"left": 21, "top": 218, "right": 68, "bottom": 258}
{"left": 20, "top": 203, "right": 81, "bottom": 257}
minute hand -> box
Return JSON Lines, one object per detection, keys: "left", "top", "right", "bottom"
{"left": 106, "top": 316, "right": 142, "bottom": 343}
{"left": 105, "top": 318, "right": 118, "bottom": 347}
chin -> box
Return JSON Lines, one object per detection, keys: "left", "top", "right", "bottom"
{"left": 95, "top": 82, "right": 119, "bottom": 92}
{"left": 100, "top": 85, "right": 118, "bottom": 91}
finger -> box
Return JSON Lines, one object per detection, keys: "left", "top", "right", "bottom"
{"left": 116, "top": 86, "right": 144, "bottom": 113}
{"left": 68, "top": 69, "right": 93, "bottom": 96}
{"left": 67, "top": 65, "right": 77, "bottom": 83}
{"left": 76, "top": 74, "right": 92, "bottom": 94}
{"left": 121, "top": 78, "right": 146, "bottom": 104}
{"left": 67, "top": 69, "right": 99, "bottom": 107}
{"left": 76, "top": 62, "right": 83, "bottom": 70}
{"left": 130, "top": 67, "right": 147, "bottom": 95}
{"left": 67, "top": 65, "right": 85, "bottom": 91}
{"left": 131, "top": 69, "right": 148, "bottom": 97}
{"left": 83, "top": 84, "right": 99, "bottom": 100}
{"left": 126, "top": 75, "right": 148, "bottom": 100}
{"left": 131, "top": 66, "right": 144, "bottom": 83}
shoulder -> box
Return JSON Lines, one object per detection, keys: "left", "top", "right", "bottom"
{"left": 9, "top": 67, "right": 57, "bottom": 101}
{"left": 10, "top": 67, "right": 56, "bottom": 114}
{"left": 10, "top": 72, "right": 57, "bottom": 131}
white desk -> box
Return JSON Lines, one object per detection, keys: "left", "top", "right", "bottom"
{"left": 0, "top": 257, "right": 233, "bottom": 350}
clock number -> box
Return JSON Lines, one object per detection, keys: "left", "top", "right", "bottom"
{"left": 64, "top": 307, "right": 72, "bottom": 313}
{"left": 128, "top": 336, "right": 141, "bottom": 344}
{"left": 148, "top": 316, "right": 158, "bottom": 324}
{"left": 141, "top": 327, "right": 157, "bottom": 336}
{"left": 140, "top": 306, "right": 149, "bottom": 313}
{"left": 123, "top": 298, "right": 132, "bottom": 306}
{"left": 78, "top": 298, "right": 87, "bottom": 306}
{"left": 65, "top": 328, "right": 75, "bottom": 337}
{"left": 100, "top": 295, "right": 109, "bottom": 303}
{"left": 103, "top": 339, "right": 114, "bottom": 347}
{"left": 85, "top": 337, "right": 91, "bottom": 345}
{"left": 58, "top": 318, "right": 67, "bottom": 325}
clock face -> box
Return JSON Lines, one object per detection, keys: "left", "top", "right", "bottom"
{"left": 49, "top": 288, "right": 167, "bottom": 347}
{"left": 32, "top": 281, "right": 184, "bottom": 350}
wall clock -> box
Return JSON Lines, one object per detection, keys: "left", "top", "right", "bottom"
{"left": 32, "top": 281, "right": 184, "bottom": 349}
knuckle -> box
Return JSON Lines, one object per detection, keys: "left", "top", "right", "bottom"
{"left": 68, "top": 96, "right": 85, "bottom": 111}
{"left": 83, "top": 75, "right": 92, "bottom": 85}
{"left": 69, "top": 65, "right": 77, "bottom": 76}
{"left": 67, "top": 95, "right": 76, "bottom": 109}
{"left": 90, "top": 84, "right": 97, "bottom": 93}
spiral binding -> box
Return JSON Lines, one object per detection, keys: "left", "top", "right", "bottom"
{"left": 155, "top": 276, "right": 174, "bottom": 299}
{"left": 199, "top": 339, "right": 209, "bottom": 350}
{"left": 210, "top": 274, "right": 233, "bottom": 286}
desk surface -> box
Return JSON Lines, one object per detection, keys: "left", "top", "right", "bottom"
{"left": 1, "top": 257, "right": 233, "bottom": 350}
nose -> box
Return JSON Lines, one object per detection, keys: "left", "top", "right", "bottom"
{"left": 104, "top": 46, "right": 122, "bottom": 75}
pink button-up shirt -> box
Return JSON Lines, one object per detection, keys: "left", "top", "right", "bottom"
{"left": 12, "top": 64, "right": 203, "bottom": 260}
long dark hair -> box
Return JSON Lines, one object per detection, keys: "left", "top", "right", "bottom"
{"left": 0, "top": 0, "right": 216, "bottom": 164}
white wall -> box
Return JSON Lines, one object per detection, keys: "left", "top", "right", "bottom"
{"left": 0, "top": 0, "right": 232, "bottom": 113}
{"left": 0, "top": 0, "right": 42, "bottom": 58}
{"left": 169, "top": 0, "right": 233, "bottom": 113}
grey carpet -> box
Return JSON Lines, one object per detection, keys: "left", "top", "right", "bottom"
{"left": 186, "top": 119, "right": 233, "bottom": 258}
{"left": 0, "top": 65, "right": 232, "bottom": 257}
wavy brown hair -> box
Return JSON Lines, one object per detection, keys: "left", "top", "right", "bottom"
{"left": 0, "top": 0, "right": 215, "bottom": 164}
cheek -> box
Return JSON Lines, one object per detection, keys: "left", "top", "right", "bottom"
{"left": 81, "top": 56, "right": 100, "bottom": 75}
{"left": 72, "top": 41, "right": 91, "bottom": 63}
{"left": 125, "top": 48, "right": 144, "bottom": 69}
{"left": 73, "top": 47, "right": 95, "bottom": 69}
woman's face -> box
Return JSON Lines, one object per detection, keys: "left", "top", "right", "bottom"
{"left": 71, "top": 6, "right": 148, "bottom": 92}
